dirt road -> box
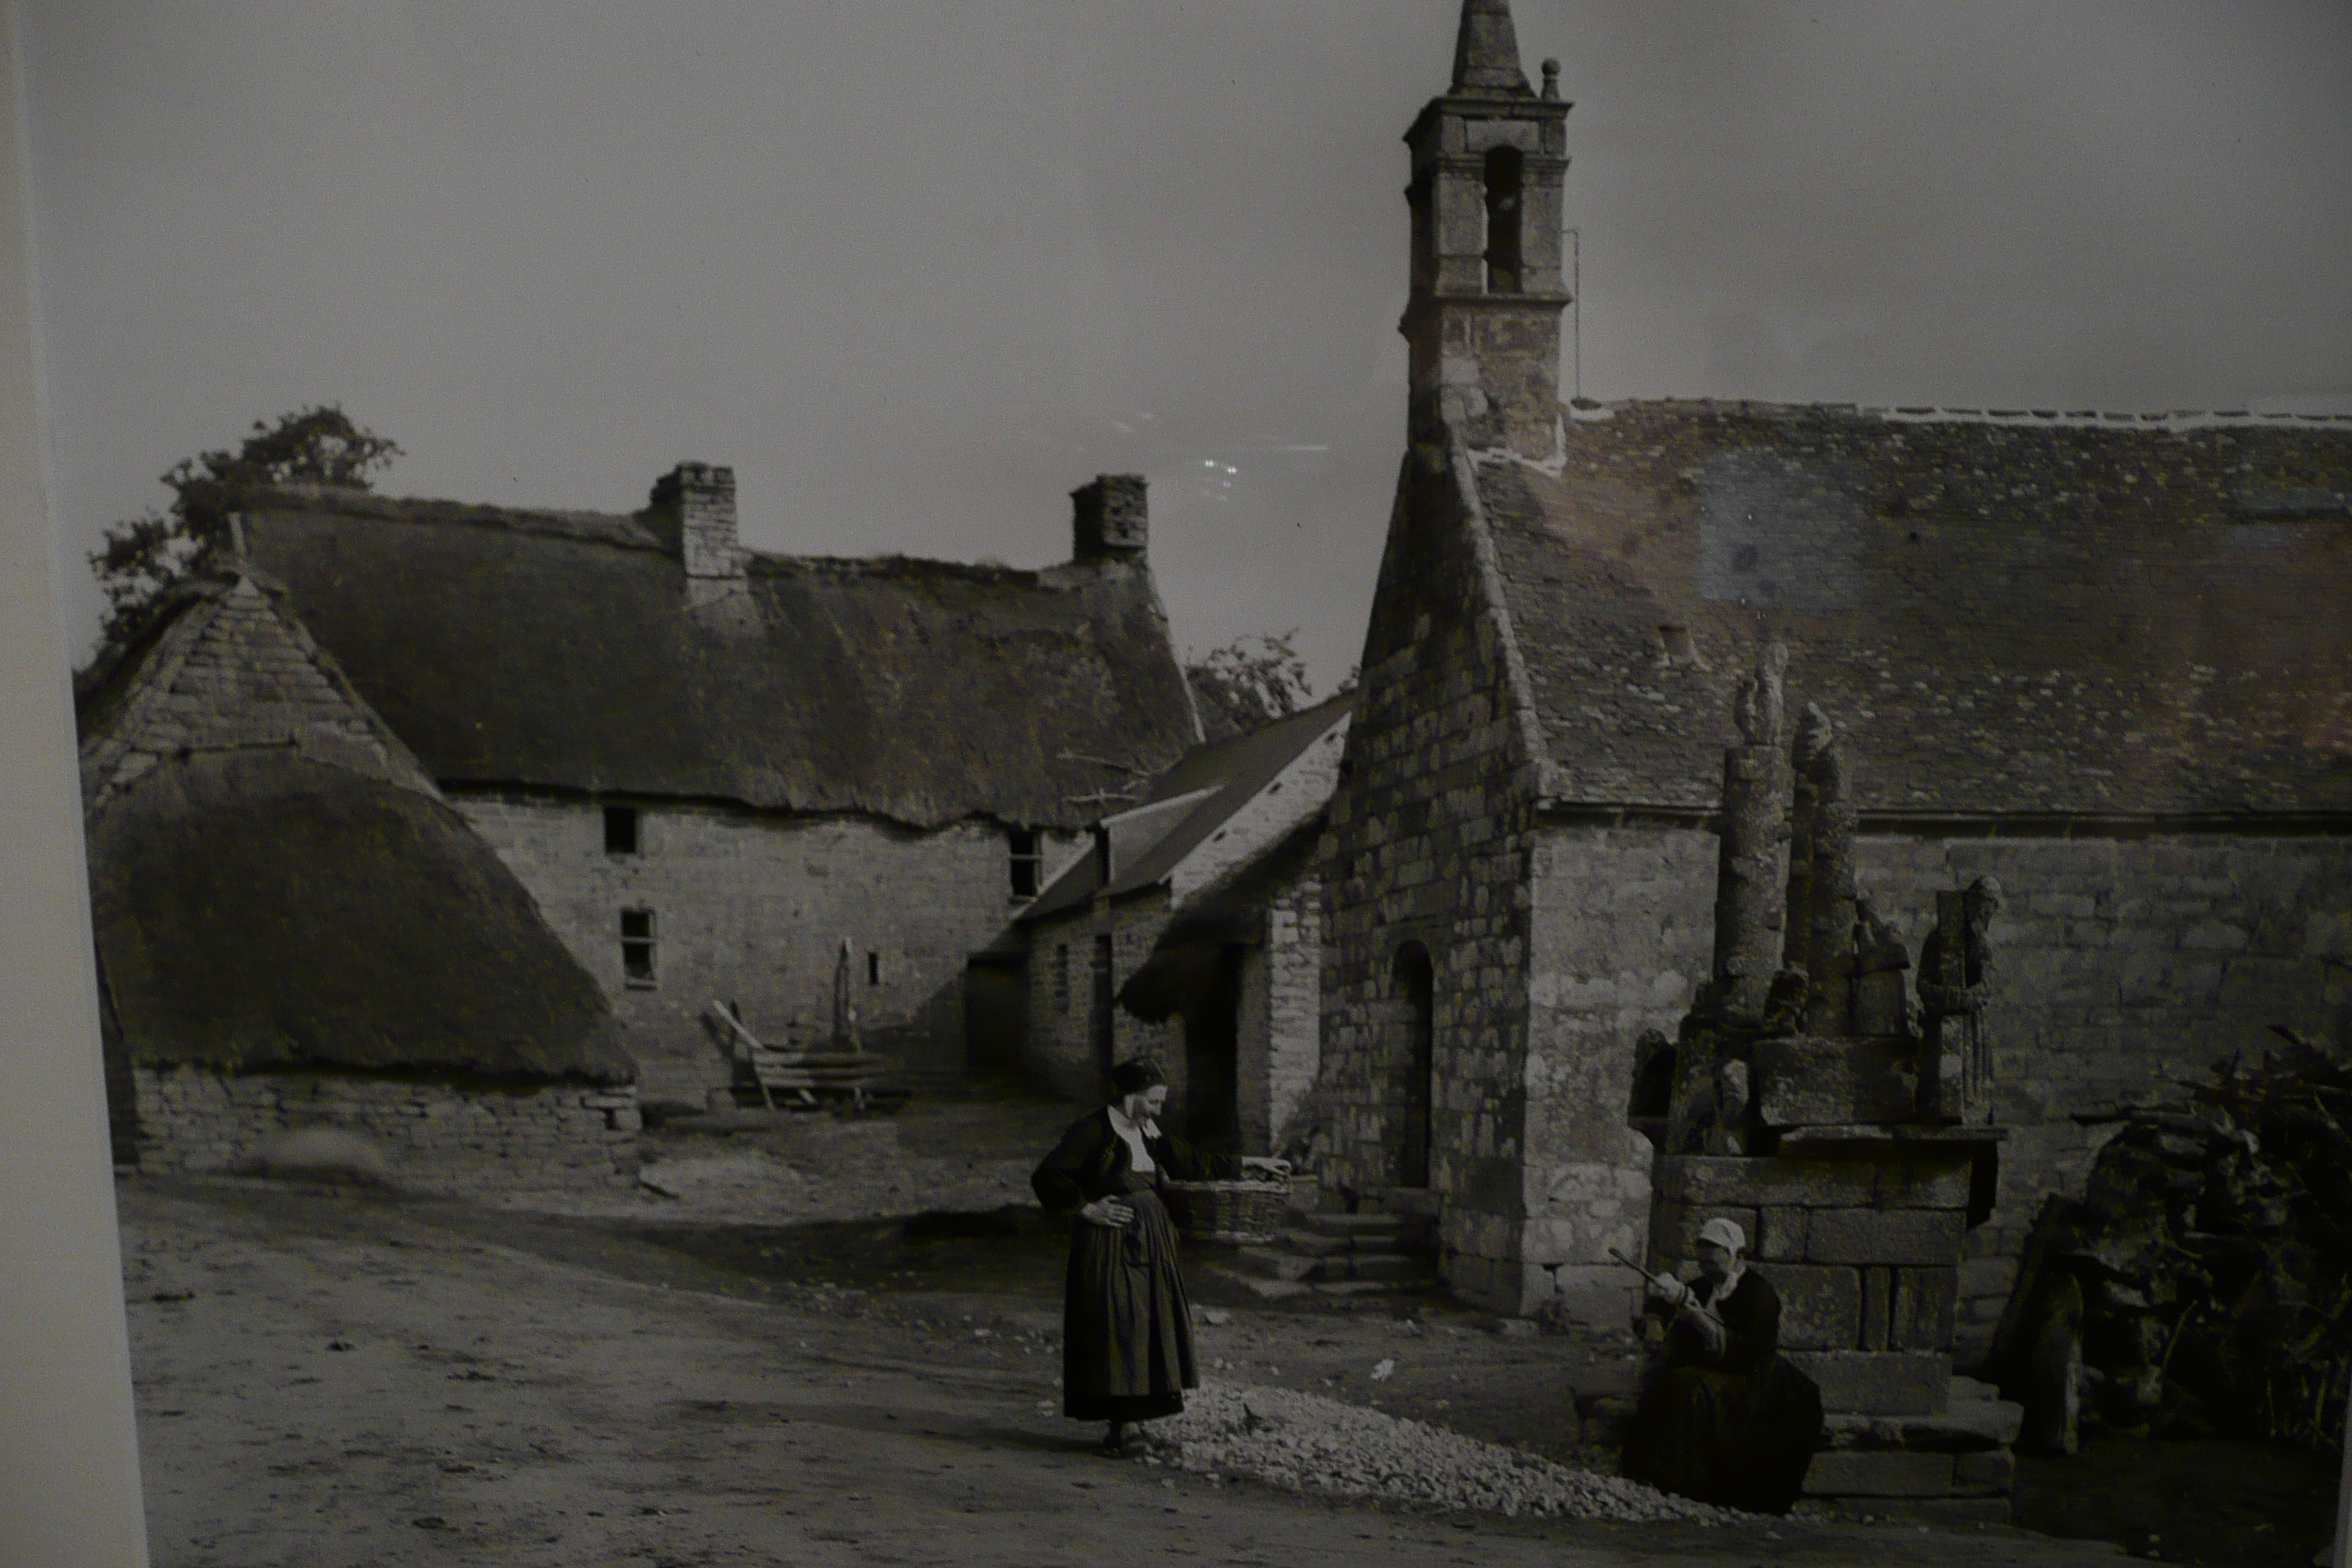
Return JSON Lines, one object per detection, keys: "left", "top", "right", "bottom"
{"left": 116, "top": 1177, "right": 2141, "bottom": 1568}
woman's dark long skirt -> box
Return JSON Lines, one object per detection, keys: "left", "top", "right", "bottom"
{"left": 1060, "top": 1174, "right": 1197, "bottom": 1422}
{"left": 1624, "top": 1359, "right": 1823, "bottom": 1514}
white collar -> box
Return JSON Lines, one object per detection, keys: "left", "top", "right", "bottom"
{"left": 1107, "top": 1104, "right": 1160, "bottom": 1141}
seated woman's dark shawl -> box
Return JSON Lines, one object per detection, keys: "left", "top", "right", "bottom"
{"left": 1032, "top": 1109, "right": 1240, "bottom": 1422}
{"left": 1623, "top": 1268, "right": 1823, "bottom": 1513}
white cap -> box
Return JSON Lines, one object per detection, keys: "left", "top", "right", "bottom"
{"left": 1695, "top": 1216, "right": 1747, "bottom": 1254}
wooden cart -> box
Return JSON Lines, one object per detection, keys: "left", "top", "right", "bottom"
{"left": 706, "top": 1001, "right": 905, "bottom": 1114}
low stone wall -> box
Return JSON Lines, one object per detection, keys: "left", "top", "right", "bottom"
{"left": 127, "top": 1066, "right": 640, "bottom": 1192}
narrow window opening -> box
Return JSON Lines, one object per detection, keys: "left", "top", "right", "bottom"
{"left": 1009, "top": 828, "right": 1042, "bottom": 900}
{"left": 1482, "top": 146, "right": 1524, "bottom": 295}
{"left": 619, "top": 908, "right": 657, "bottom": 988}
{"left": 604, "top": 805, "right": 640, "bottom": 854}
{"left": 1090, "top": 935, "right": 1116, "bottom": 1082}
{"left": 867, "top": 951, "right": 881, "bottom": 987}
{"left": 1054, "top": 943, "right": 1071, "bottom": 1014}
{"left": 1658, "top": 625, "right": 1699, "bottom": 666}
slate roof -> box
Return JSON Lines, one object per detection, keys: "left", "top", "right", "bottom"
{"left": 1019, "top": 694, "right": 1355, "bottom": 924}
{"left": 1472, "top": 400, "right": 2352, "bottom": 818}
{"left": 78, "top": 573, "right": 633, "bottom": 1083}
{"left": 229, "top": 485, "right": 1200, "bottom": 830}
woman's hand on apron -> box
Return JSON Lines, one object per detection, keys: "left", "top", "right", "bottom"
{"left": 1080, "top": 1198, "right": 1135, "bottom": 1228}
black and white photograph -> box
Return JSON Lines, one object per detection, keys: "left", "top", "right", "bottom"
{"left": 4, "top": 3, "right": 2351, "bottom": 1564}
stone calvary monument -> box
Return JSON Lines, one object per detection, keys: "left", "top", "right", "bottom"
{"left": 1628, "top": 645, "right": 2026, "bottom": 1520}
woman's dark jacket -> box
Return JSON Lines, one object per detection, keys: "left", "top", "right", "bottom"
{"left": 1030, "top": 1107, "right": 1238, "bottom": 1211}
{"left": 1659, "top": 1268, "right": 1784, "bottom": 1374}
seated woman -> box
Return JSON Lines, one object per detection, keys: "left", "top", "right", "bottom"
{"left": 1031, "top": 1057, "right": 1289, "bottom": 1457}
{"left": 1622, "top": 1216, "right": 1823, "bottom": 1514}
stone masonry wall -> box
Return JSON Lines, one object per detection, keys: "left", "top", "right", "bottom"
{"left": 1020, "top": 892, "right": 1183, "bottom": 1109}
{"left": 1322, "top": 456, "right": 1545, "bottom": 1315}
{"left": 1528, "top": 823, "right": 2352, "bottom": 1355}
{"left": 1523, "top": 823, "right": 1719, "bottom": 1324}
{"left": 454, "top": 793, "right": 1077, "bottom": 1107}
{"left": 129, "top": 1067, "right": 639, "bottom": 1192}
{"left": 1233, "top": 874, "right": 1326, "bottom": 1158}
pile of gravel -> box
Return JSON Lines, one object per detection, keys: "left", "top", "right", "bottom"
{"left": 1136, "top": 1381, "right": 1752, "bottom": 1527}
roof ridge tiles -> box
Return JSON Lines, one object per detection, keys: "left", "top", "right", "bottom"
{"left": 1562, "top": 396, "right": 2352, "bottom": 432}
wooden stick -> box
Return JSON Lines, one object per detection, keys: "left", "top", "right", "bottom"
{"left": 1607, "top": 1248, "right": 1725, "bottom": 1331}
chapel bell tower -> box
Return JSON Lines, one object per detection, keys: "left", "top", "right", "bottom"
{"left": 1403, "top": 0, "right": 1572, "bottom": 461}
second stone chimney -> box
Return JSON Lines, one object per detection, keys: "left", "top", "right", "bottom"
{"left": 647, "top": 462, "right": 743, "bottom": 583}
{"left": 1071, "top": 474, "right": 1148, "bottom": 564}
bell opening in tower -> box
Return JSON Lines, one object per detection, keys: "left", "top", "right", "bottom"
{"left": 1482, "top": 146, "right": 1524, "bottom": 295}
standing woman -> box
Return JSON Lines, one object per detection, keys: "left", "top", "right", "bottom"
{"left": 1032, "top": 1057, "right": 1289, "bottom": 1456}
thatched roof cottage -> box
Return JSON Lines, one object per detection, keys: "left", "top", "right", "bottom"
{"left": 78, "top": 570, "right": 638, "bottom": 1189}
{"left": 226, "top": 467, "right": 1199, "bottom": 1107}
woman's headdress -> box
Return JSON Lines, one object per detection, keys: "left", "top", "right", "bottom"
{"left": 1695, "top": 1216, "right": 1748, "bottom": 1256}
{"left": 1109, "top": 1057, "right": 1166, "bottom": 1096}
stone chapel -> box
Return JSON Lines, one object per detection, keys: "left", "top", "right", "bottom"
{"left": 1314, "top": 0, "right": 2352, "bottom": 1347}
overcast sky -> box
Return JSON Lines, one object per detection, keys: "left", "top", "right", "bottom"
{"left": 23, "top": 1, "right": 2352, "bottom": 685}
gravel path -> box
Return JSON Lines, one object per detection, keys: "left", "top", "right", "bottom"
{"left": 1137, "top": 1379, "right": 1753, "bottom": 1527}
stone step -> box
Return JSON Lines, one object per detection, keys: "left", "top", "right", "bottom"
{"left": 1309, "top": 1278, "right": 1418, "bottom": 1297}
{"left": 1232, "top": 1246, "right": 1316, "bottom": 1283}
{"left": 1292, "top": 1212, "right": 1405, "bottom": 1239}
{"left": 1308, "top": 1251, "right": 1430, "bottom": 1284}
{"left": 1272, "top": 1229, "right": 1354, "bottom": 1258}
{"left": 1205, "top": 1267, "right": 1314, "bottom": 1300}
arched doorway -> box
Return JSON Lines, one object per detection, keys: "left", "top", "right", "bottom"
{"left": 1393, "top": 943, "right": 1434, "bottom": 1189}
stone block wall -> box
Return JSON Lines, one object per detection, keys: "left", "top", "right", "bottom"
{"left": 1019, "top": 892, "right": 1183, "bottom": 1109}
{"left": 1855, "top": 832, "right": 2352, "bottom": 1361}
{"left": 1235, "top": 875, "right": 1325, "bottom": 1157}
{"left": 1651, "top": 1154, "right": 1971, "bottom": 1373}
{"left": 1524, "top": 823, "right": 2352, "bottom": 1355}
{"left": 1523, "top": 821, "right": 1716, "bottom": 1322}
{"left": 129, "top": 1066, "right": 639, "bottom": 1192}
{"left": 454, "top": 792, "right": 1078, "bottom": 1107}
{"left": 1321, "top": 457, "right": 1546, "bottom": 1314}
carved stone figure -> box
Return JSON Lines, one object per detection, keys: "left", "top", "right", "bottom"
{"left": 1918, "top": 876, "right": 2003, "bottom": 1123}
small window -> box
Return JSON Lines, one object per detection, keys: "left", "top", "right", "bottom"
{"left": 604, "top": 806, "right": 640, "bottom": 854}
{"left": 1054, "top": 944, "right": 1071, "bottom": 1014}
{"left": 620, "top": 908, "right": 657, "bottom": 988}
{"left": 1009, "top": 828, "right": 1042, "bottom": 900}
{"left": 867, "top": 951, "right": 881, "bottom": 987}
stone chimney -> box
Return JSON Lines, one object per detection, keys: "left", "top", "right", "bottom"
{"left": 647, "top": 462, "right": 743, "bottom": 584}
{"left": 1071, "top": 474, "right": 1147, "bottom": 563}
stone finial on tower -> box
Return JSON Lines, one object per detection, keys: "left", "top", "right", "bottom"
{"left": 1071, "top": 474, "right": 1148, "bottom": 564}
{"left": 1451, "top": 0, "right": 1531, "bottom": 95}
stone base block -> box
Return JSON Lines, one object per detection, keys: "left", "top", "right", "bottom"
{"left": 1875, "top": 1156, "right": 1974, "bottom": 1209}
{"left": 1805, "top": 1207, "right": 1964, "bottom": 1266}
{"left": 1756, "top": 1036, "right": 1918, "bottom": 1127}
{"left": 1803, "top": 1450, "right": 1956, "bottom": 1498}
{"left": 1787, "top": 1351, "right": 1951, "bottom": 1415}
{"left": 1952, "top": 1448, "right": 2016, "bottom": 1492}
{"left": 1822, "top": 1399, "right": 2024, "bottom": 1452}
{"left": 1771, "top": 1264, "right": 1864, "bottom": 1352}
{"left": 1654, "top": 1155, "right": 1873, "bottom": 1209}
